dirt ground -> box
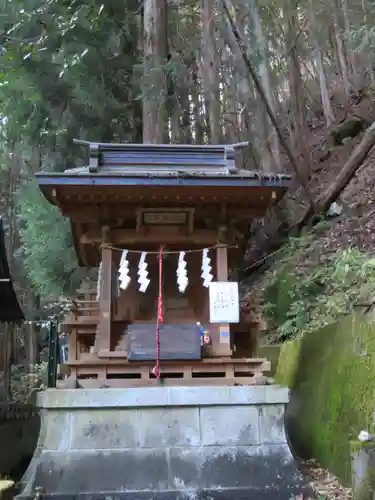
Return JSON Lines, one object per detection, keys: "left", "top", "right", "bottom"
{"left": 298, "top": 458, "right": 353, "bottom": 499}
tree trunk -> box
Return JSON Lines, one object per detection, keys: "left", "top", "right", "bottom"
{"left": 341, "top": 0, "right": 356, "bottom": 81}
{"left": 284, "top": 0, "right": 311, "bottom": 181}
{"left": 200, "top": 0, "right": 221, "bottom": 143}
{"left": 223, "top": 0, "right": 314, "bottom": 206}
{"left": 301, "top": 120, "right": 375, "bottom": 226}
{"left": 360, "top": 0, "right": 375, "bottom": 85}
{"left": 333, "top": 6, "right": 351, "bottom": 98}
{"left": 318, "top": 121, "right": 375, "bottom": 211}
{"left": 308, "top": 0, "right": 335, "bottom": 127}
{"left": 222, "top": 7, "right": 264, "bottom": 169}
{"left": 192, "top": 64, "right": 205, "bottom": 144}
{"left": 250, "top": 0, "right": 281, "bottom": 171}
{"left": 143, "top": 0, "right": 168, "bottom": 143}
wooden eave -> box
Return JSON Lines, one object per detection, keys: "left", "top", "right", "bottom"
{"left": 37, "top": 140, "right": 292, "bottom": 209}
{"left": 37, "top": 176, "right": 292, "bottom": 268}
{"left": 37, "top": 174, "right": 292, "bottom": 208}
{"left": 35, "top": 141, "right": 293, "bottom": 267}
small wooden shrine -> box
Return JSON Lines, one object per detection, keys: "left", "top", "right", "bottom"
{"left": 37, "top": 142, "right": 291, "bottom": 388}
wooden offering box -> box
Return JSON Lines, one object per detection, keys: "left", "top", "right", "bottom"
{"left": 37, "top": 141, "right": 291, "bottom": 388}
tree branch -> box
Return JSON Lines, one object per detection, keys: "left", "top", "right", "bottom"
{"left": 299, "top": 119, "right": 375, "bottom": 226}
{"left": 221, "top": 0, "right": 314, "bottom": 208}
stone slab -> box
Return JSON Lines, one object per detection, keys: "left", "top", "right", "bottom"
{"left": 138, "top": 408, "right": 200, "bottom": 448}
{"left": 16, "top": 489, "right": 313, "bottom": 500}
{"left": 70, "top": 409, "right": 139, "bottom": 449}
{"left": 259, "top": 405, "right": 287, "bottom": 445}
{"left": 17, "top": 384, "right": 310, "bottom": 500}
{"left": 18, "top": 445, "right": 311, "bottom": 499}
{"left": 39, "top": 385, "right": 289, "bottom": 409}
{"left": 199, "top": 406, "right": 260, "bottom": 446}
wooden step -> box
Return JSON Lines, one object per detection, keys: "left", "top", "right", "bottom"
{"left": 70, "top": 356, "right": 268, "bottom": 366}
{"left": 63, "top": 316, "right": 100, "bottom": 326}
{"left": 69, "top": 357, "right": 269, "bottom": 388}
{"left": 71, "top": 307, "right": 100, "bottom": 313}
{"left": 73, "top": 299, "right": 99, "bottom": 304}
{"left": 114, "top": 331, "right": 128, "bottom": 351}
{"left": 78, "top": 376, "right": 267, "bottom": 388}
{"left": 77, "top": 288, "right": 97, "bottom": 294}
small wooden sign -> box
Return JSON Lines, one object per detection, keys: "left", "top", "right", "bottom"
{"left": 127, "top": 323, "right": 201, "bottom": 361}
{"left": 137, "top": 208, "right": 194, "bottom": 232}
{"left": 209, "top": 281, "right": 240, "bottom": 324}
{"left": 143, "top": 211, "right": 188, "bottom": 225}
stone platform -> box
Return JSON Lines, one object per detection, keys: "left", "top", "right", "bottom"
{"left": 17, "top": 385, "right": 311, "bottom": 500}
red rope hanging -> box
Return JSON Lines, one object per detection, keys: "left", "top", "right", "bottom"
{"left": 153, "top": 245, "right": 164, "bottom": 380}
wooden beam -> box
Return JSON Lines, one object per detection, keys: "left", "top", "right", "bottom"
{"left": 60, "top": 204, "right": 266, "bottom": 221}
{"left": 81, "top": 228, "right": 219, "bottom": 246}
{"left": 216, "top": 246, "right": 232, "bottom": 357}
{"left": 94, "top": 227, "right": 113, "bottom": 353}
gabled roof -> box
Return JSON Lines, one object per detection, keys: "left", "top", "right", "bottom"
{"left": 36, "top": 140, "right": 293, "bottom": 206}
{"left": 0, "top": 218, "right": 25, "bottom": 323}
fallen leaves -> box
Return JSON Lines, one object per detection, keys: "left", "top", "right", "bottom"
{"left": 299, "top": 459, "right": 353, "bottom": 499}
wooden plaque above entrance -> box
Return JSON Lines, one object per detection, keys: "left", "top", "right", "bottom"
{"left": 127, "top": 323, "right": 201, "bottom": 361}
{"left": 136, "top": 208, "right": 194, "bottom": 232}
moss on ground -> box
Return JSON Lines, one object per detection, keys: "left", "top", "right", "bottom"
{"left": 263, "top": 225, "right": 375, "bottom": 342}
{"left": 276, "top": 314, "right": 375, "bottom": 486}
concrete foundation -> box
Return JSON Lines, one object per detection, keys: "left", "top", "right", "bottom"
{"left": 17, "top": 385, "right": 311, "bottom": 500}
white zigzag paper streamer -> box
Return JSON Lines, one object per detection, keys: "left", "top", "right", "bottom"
{"left": 201, "top": 248, "right": 213, "bottom": 288}
{"left": 118, "top": 250, "right": 131, "bottom": 291}
{"left": 137, "top": 252, "right": 150, "bottom": 293}
{"left": 176, "top": 251, "right": 188, "bottom": 293}
{"left": 96, "top": 260, "right": 103, "bottom": 300}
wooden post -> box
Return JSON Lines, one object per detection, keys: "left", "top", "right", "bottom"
{"left": 96, "top": 227, "right": 113, "bottom": 354}
{"left": 216, "top": 246, "right": 232, "bottom": 357}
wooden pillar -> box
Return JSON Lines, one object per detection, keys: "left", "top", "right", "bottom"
{"left": 96, "top": 228, "right": 113, "bottom": 353}
{"left": 216, "top": 246, "right": 232, "bottom": 357}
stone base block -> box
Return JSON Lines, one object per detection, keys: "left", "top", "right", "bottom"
{"left": 17, "top": 386, "right": 312, "bottom": 500}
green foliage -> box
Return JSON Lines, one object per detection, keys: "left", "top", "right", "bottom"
{"left": 17, "top": 178, "right": 84, "bottom": 298}
{"left": 11, "top": 361, "right": 48, "bottom": 402}
{"left": 0, "top": 0, "right": 144, "bottom": 298}
{"left": 276, "top": 315, "right": 375, "bottom": 486}
{"left": 264, "top": 225, "right": 375, "bottom": 340}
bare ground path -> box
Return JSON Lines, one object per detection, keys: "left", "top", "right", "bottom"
{"left": 297, "top": 458, "right": 352, "bottom": 499}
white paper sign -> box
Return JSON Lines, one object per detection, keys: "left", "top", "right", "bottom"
{"left": 209, "top": 282, "right": 240, "bottom": 324}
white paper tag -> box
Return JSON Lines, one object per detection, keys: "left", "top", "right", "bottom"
{"left": 203, "top": 274, "right": 213, "bottom": 287}
{"left": 119, "top": 276, "right": 131, "bottom": 290}
{"left": 177, "top": 267, "right": 187, "bottom": 278}
{"left": 119, "top": 269, "right": 130, "bottom": 281}
{"left": 178, "top": 251, "right": 186, "bottom": 264}
{"left": 201, "top": 265, "right": 212, "bottom": 279}
{"left": 177, "top": 260, "right": 187, "bottom": 271}
{"left": 201, "top": 257, "right": 211, "bottom": 270}
{"left": 119, "top": 250, "right": 128, "bottom": 268}
{"left": 138, "top": 252, "right": 147, "bottom": 267}
{"left": 139, "top": 278, "right": 150, "bottom": 293}
{"left": 119, "top": 260, "right": 129, "bottom": 271}
{"left": 138, "top": 262, "right": 147, "bottom": 273}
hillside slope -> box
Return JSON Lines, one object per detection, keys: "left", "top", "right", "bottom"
{"left": 243, "top": 87, "right": 375, "bottom": 342}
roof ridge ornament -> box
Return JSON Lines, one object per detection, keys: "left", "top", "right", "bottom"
{"left": 88, "top": 143, "right": 100, "bottom": 173}
{"left": 73, "top": 139, "right": 250, "bottom": 176}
